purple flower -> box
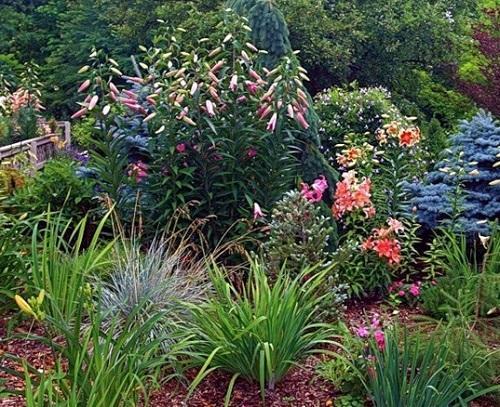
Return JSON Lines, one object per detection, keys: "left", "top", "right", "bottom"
{"left": 355, "top": 326, "right": 369, "bottom": 338}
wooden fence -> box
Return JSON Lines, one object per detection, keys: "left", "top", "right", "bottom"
{"left": 0, "top": 121, "right": 71, "bottom": 169}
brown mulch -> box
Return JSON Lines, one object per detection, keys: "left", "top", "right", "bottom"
{"left": 150, "top": 358, "right": 336, "bottom": 407}
{"left": 1, "top": 303, "right": 498, "bottom": 407}
{"left": 0, "top": 316, "right": 56, "bottom": 407}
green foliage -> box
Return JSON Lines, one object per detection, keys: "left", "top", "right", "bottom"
{"left": 277, "top": 0, "right": 363, "bottom": 92}
{"left": 11, "top": 157, "right": 97, "bottom": 220}
{"left": 315, "top": 86, "right": 404, "bottom": 165}
{"left": 332, "top": 394, "right": 365, "bottom": 407}
{"left": 3, "top": 211, "right": 194, "bottom": 405}
{"left": 396, "top": 70, "right": 477, "bottom": 130}
{"left": 264, "top": 190, "right": 334, "bottom": 275}
{"left": 236, "top": 0, "right": 292, "bottom": 67}
{"left": 365, "top": 327, "right": 491, "bottom": 407}
{"left": 71, "top": 117, "right": 95, "bottom": 149}
{"left": 421, "top": 227, "right": 500, "bottom": 321}
{"left": 21, "top": 309, "right": 167, "bottom": 407}
{"left": 30, "top": 212, "right": 114, "bottom": 324}
{"left": 415, "top": 318, "right": 500, "bottom": 397}
{"left": 316, "top": 323, "right": 365, "bottom": 395}
{"left": 189, "top": 260, "right": 338, "bottom": 403}
{"left": 0, "top": 213, "right": 33, "bottom": 310}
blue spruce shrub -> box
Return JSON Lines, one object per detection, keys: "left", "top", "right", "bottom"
{"left": 405, "top": 111, "right": 500, "bottom": 234}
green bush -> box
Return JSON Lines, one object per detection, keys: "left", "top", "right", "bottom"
{"left": 264, "top": 190, "right": 334, "bottom": 276}
{"left": 71, "top": 117, "right": 95, "bottom": 149}
{"left": 189, "top": 260, "right": 337, "bottom": 404}
{"left": 414, "top": 318, "right": 500, "bottom": 398}
{"left": 11, "top": 157, "right": 97, "bottom": 220}
{"left": 314, "top": 85, "right": 404, "bottom": 166}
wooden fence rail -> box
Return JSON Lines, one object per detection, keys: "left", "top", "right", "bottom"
{"left": 0, "top": 121, "right": 70, "bottom": 169}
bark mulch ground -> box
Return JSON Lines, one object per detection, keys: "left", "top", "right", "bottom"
{"left": 1, "top": 303, "right": 498, "bottom": 407}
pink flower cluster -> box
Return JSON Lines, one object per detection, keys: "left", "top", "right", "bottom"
{"left": 388, "top": 280, "right": 422, "bottom": 297}
{"left": 332, "top": 171, "right": 375, "bottom": 219}
{"left": 355, "top": 314, "right": 385, "bottom": 351}
{"left": 128, "top": 161, "right": 148, "bottom": 183}
{"left": 300, "top": 175, "right": 328, "bottom": 203}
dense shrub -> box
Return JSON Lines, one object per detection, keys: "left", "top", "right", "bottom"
{"left": 406, "top": 111, "right": 500, "bottom": 234}
{"left": 264, "top": 189, "right": 334, "bottom": 276}
{"left": 11, "top": 157, "right": 97, "bottom": 220}
{"left": 315, "top": 86, "right": 404, "bottom": 166}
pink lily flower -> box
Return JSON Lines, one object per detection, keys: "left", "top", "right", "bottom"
{"left": 266, "top": 113, "right": 278, "bottom": 132}
{"left": 205, "top": 100, "right": 216, "bottom": 117}
{"left": 229, "top": 75, "right": 238, "bottom": 92}
{"left": 253, "top": 202, "right": 264, "bottom": 220}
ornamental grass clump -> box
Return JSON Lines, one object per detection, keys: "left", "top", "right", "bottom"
{"left": 100, "top": 232, "right": 209, "bottom": 353}
{"left": 189, "top": 260, "right": 338, "bottom": 404}
{"left": 365, "top": 327, "right": 495, "bottom": 407}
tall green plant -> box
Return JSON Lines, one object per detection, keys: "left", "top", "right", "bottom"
{"left": 30, "top": 212, "right": 114, "bottom": 325}
{"left": 19, "top": 305, "right": 171, "bottom": 406}
{"left": 422, "top": 225, "right": 500, "bottom": 322}
{"left": 365, "top": 327, "right": 495, "bottom": 407}
{"left": 189, "top": 259, "right": 338, "bottom": 404}
{"left": 227, "top": 0, "right": 291, "bottom": 67}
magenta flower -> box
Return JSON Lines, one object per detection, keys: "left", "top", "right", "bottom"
{"left": 253, "top": 202, "right": 264, "bottom": 220}
{"left": 374, "top": 330, "right": 385, "bottom": 351}
{"left": 371, "top": 315, "right": 381, "bottom": 329}
{"left": 300, "top": 175, "right": 328, "bottom": 202}
{"left": 128, "top": 161, "right": 148, "bottom": 183}
{"left": 176, "top": 143, "right": 186, "bottom": 153}
{"left": 245, "top": 81, "right": 258, "bottom": 95}
{"left": 355, "top": 326, "right": 369, "bottom": 338}
{"left": 398, "top": 290, "right": 406, "bottom": 297}
{"left": 247, "top": 148, "right": 257, "bottom": 159}
{"left": 237, "top": 95, "right": 247, "bottom": 103}
{"left": 409, "top": 283, "right": 421, "bottom": 297}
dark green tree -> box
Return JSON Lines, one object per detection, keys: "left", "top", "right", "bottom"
{"left": 228, "top": 0, "right": 291, "bottom": 67}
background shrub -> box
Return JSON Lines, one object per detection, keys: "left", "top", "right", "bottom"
{"left": 11, "top": 156, "right": 98, "bottom": 220}
{"left": 406, "top": 111, "right": 500, "bottom": 234}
